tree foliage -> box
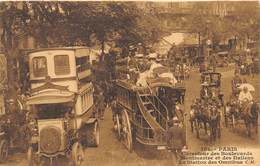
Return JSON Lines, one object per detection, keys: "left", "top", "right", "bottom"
{"left": 185, "top": 1, "right": 259, "bottom": 46}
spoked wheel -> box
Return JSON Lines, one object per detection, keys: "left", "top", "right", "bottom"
{"left": 232, "top": 115, "right": 236, "bottom": 131}
{"left": 190, "top": 119, "right": 194, "bottom": 133}
{"left": 246, "top": 123, "right": 251, "bottom": 137}
{"left": 115, "top": 114, "right": 121, "bottom": 139}
{"left": 255, "top": 121, "right": 258, "bottom": 134}
{"left": 0, "top": 139, "right": 9, "bottom": 162}
{"left": 121, "top": 109, "right": 133, "bottom": 152}
{"left": 195, "top": 119, "right": 200, "bottom": 139}
{"left": 223, "top": 107, "right": 228, "bottom": 127}
{"left": 209, "top": 127, "right": 214, "bottom": 143}
{"left": 71, "top": 142, "right": 84, "bottom": 166}
{"left": 218, "top": 121, "right": 221, "bottom": 139}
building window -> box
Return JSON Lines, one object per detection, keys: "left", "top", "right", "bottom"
{"left": 54, "top": 55, "right": 70, "bottom": 75}
{"left": 32, "top": 57, "right": 47, "bottom": 77}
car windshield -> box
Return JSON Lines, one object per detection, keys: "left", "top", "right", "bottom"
{"left": 35, "top": 103, "right": 72, "bottom": 119}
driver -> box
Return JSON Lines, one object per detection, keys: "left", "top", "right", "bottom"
{"left": 232, "top": 72, "right": 242, "bottom": 87}
{"left": 238, "top": 87, "right": 253, "bottom": 104}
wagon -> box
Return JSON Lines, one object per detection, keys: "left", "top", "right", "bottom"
{"left": 224, "top": 96, "right": 258, "bottom": 137}
{"left": 200, "top": 71, "right": 224, "bottom": 106}
{"left": 112, "top": 79, "right": 186, "bottom": 152}
{"left": 190, "top": 99, "right": 221, "bottom": 143}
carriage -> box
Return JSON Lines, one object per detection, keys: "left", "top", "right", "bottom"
{"left": 112, "top": 54, "right": 185, "bottom": 151}
{"left": 190, "top": 98, "right": 221, "bottom": 143}
{"left": 24, "top": 47, "right": 100, "bottom": 165}
{"left": 215, "top": 51, "right": 229, "bottom": 67}
{"left": 200, "top": 71, "right": 224, "bottom": 106}
{"left": 188, "top": 72, "right": 224, "bottom": 143}
{"left": 112, "top": 77, "right": 186, "bottom": 152}
{"left": 224, "top": 85, "right": 258, "bottom": 137}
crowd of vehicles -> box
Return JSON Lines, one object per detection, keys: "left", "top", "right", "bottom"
{"left": 113, "top": 54, "right": 187, "bottom": 152}
{"left": 190, "top": 71, "right": 223, "bottom": 143}
{"left": 0, "top": 41, "right": 259, "bottom": 164}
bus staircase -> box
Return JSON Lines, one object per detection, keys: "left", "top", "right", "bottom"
{"left": 136, "top": 87, "right": 169, "bottom": 141}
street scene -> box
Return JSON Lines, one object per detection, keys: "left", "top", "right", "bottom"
{"left": 0, "top": 1, "right": 259, "bottom": 166}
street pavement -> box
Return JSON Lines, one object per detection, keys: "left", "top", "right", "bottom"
{"left": 1, "top": 65, "right": 260, "bottom": 166}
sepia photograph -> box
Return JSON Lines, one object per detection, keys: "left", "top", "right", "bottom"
{"left": 0, "top": 1, "right": 259, "bottom": 166}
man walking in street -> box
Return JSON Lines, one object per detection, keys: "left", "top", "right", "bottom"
{"left": 167, "top": 117, "right": 186, "bottom": 163}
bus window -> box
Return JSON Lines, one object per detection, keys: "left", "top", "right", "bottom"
{"left": 76, "top": 56, "right": 90, "bottom": 72}
{"left": 54, "top": 55, "right": 70, "bottom": 75}
{"left": 32, "top": 57, "right": 47, "bottom": 77}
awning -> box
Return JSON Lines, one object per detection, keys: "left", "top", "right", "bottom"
{"left": 27, "top": 90, "right": 75, "bottom": 105}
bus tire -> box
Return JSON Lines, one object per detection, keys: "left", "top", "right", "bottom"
{"left": 86, "top": 121, "right": 100, "bottom": 147}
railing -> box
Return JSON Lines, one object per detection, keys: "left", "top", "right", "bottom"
{"left": 146, "top": 85, "right": 169, "bottom": 130}
{"left": 135, "top": 114, "right": 154, "bottom": 141}
{"left": 137, "top": 88, "right": 169, "bottom": 131}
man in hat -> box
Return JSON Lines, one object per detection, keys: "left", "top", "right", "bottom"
{"left": 232, "top": 72, "right": 242, "bottom": 86}
{"left": 232, "top": 73, "right": 242, "bottom": 96}
{"left": 167, "top": 116, "right": 186, "bottom": 160}
{"left": 238, "top": 86, "right": 253, "bottom": 116}
{"left": 175, "top": 101, "right": 184, "bottom": 122}
{"left": 201, "top": 84, "right": 211, "bottom": 100}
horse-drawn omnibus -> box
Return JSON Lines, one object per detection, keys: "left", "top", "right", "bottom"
{"left": 113, "top": 79, "right": 186, "bottom": 152}
{"left": 25, "top": 47, "right": 99, "bottom": 165}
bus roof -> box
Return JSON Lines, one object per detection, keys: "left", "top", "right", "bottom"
{"left": 27, "top": 47, "right": 95, "bottom": 58}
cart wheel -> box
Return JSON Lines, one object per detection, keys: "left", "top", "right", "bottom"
{"left": 115, "top": 114, "right": 121, "bottom": 138}
{"left": 218, "top": 122, "right": 221, "bottom": 138}
{"left": 224, "top": 114, "right": 228, "bottom": 128}
{"left": 246, "top": 123, "right": 251, "bottom": 137}
{"left": 121, "top": 109, "right": 133, "bottom": 152}
{"left": 71, "top": 142, "right": 84, "bottom": 166}
{"left": 190, "top": 120, "right": 194, "bottom": 133}
{"left": 86, "top": 121, "right": 100, "bottom": 147}
{"left": 0, "top": 139, "right": 8, "bottom": 162}
{"left": 195, "top": 119, "right": 200, "bottom": 139}
{"left": 232, "top": 115, "right": 235, "bottom": 131}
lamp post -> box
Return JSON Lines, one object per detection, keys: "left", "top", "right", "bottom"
{"left": 205, "top": 20, "right": 211, "bottom": 70}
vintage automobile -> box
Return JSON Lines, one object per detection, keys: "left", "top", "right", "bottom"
{"left": 26, "top": 47, "right": 99, "bottom": 165}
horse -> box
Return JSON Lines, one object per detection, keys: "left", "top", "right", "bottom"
{"left": 241, "top": 101, "right": 259, "bottom": 137}
{"left": 190, "top": 101, "right": 221, "bottom": 143}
